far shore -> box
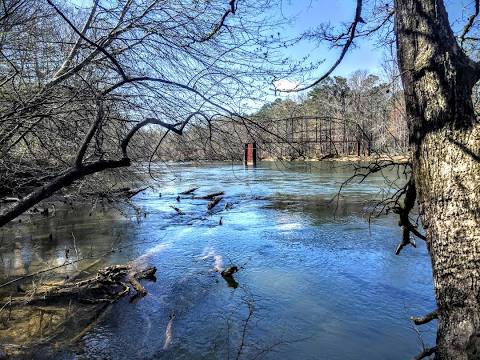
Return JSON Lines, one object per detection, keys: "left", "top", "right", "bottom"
{"left": 259, "top": 154, "right": 410, "bottom": 163}
{"left": 158, "top": 154, "right": 411, "bottom": 164}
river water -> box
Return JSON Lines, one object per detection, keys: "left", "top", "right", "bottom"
{"left": 0, "top": 161, "right": 436, "bottom": 359}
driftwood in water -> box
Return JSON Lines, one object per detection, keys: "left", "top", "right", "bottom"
{"left": 179, "top": 187, "right": 199, "bottom": 195}
{"left": 207, "top": 196, "right": 223, "bottom": 210}
{"left": 221, "top": 266, "right": 238, "bottom": 277}
{"left": 194, "top": 191, "right": 224, "bottom": 200}
{"left": 3, "top": 264, "right": 157, "bottom": 306}
{"left": 170, "top": 205, "right": 185, "bottom": 215}
{"left": 221, "top": 266, "right": 239, "bottom": 288}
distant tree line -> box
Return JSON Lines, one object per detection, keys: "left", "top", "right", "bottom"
{"left": 253, "top": 70, "right": 408, "bottom": 159}
{"left": 159, "top": 70, "right": 409, "bottom": 161}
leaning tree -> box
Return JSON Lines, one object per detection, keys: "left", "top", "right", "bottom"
{"left": 298, "top": 0, "right": 480, "bottom": 358}
{"left": 396, "top": 1, "right": 480, "bottom": 359}
{"left": 0, "top": 0, "right": 305, "bottom": 226}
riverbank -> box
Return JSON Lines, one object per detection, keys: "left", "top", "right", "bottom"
{"left": 260, "top": 154, "right": 410, "bottom": 163}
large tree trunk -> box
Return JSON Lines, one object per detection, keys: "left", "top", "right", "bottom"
{"left": 395, "top": 1, "right": 480, "bottom": 358}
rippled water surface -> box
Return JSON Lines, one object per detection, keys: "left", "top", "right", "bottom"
{"left": 0, "top": 162, "right": 436, "bottom": 359}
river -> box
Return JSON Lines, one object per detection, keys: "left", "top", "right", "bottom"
{"left": 0, "top": 161, "right": 436, "bottom": 359}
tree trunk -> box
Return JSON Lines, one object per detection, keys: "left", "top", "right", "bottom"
{"left": 395, "top": 1, "right": 480, "bottom": 358}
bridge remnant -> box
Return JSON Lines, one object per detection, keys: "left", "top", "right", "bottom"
{"left": 244, "top": 142, "right": 257, "bottom": 166}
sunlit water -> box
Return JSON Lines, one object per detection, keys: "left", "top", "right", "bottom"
{"left": 0, "top": 162, "right": 436, "bottom": 359}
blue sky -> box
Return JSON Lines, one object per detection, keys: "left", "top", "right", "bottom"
{"left": 67, "top": 0, "right": 476, "bottom": 91}
{"left": 276, "top": 1, "right": 385, "bottom": 78}
{"left": 273, "top": 0, "right": 474, "bottom": 81}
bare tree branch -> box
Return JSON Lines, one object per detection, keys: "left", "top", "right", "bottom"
{"left": 281, "top": 0, "right": 364, "bottom": 92}
{"left": 199, "top": 0, "right": 237, "bottom": 42}
{"left": 460, "top": 0, "right": 480, "bottom": 47}
{"left": 45, "top": 0, "right": 127, "bottom": 80}
{"left": 53, "top": 0, "right": 99, "bottom": 78}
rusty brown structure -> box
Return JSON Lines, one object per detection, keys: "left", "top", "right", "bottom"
{"left": 256, "top": 116, "right": 381, "bottom": 159}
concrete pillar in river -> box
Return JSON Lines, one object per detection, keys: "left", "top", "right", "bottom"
{"left": 244, "top": 142, "right": 257, "bottom": 166}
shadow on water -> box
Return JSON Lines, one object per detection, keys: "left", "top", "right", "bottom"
{"left": 0, "top": 161, "right": 436, "bottom": 359}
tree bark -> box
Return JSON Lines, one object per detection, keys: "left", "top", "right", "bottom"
{"left": 395, "top": 1, "right": 480, "bottom": 358}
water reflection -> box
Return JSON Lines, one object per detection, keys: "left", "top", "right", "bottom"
{"left": 0, "top": 161, "right": 436, "bottom": 359}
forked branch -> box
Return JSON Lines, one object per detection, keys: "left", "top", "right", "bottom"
{"left": 282, "top": 0, "right": 364, "bottom": 92}
{"left": 394, "top": 177, "right": 426, "bottom": 255}
{"left": 199, "top": 0, "right": 237, "bottom": 42}
{"left": 460, "top": 0, "right": 480, "bottom": 47}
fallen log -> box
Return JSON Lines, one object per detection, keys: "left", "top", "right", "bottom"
{"left": 0, "top": 246, "right": 163, "bottom": 357}
{"left": 179, "top": 187, "right": 199, "bottom": 195}
{"left": 0, "top": 246, "right": 123, "bottom": 290}
{"left": 3, "top": 264, "right": 157, "bottom": 306}
{"left": 207, "top": 196, "right": 223, "bottom": 210}
{"left": 194, "top": 191, "right": 224, "bottom": 200}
